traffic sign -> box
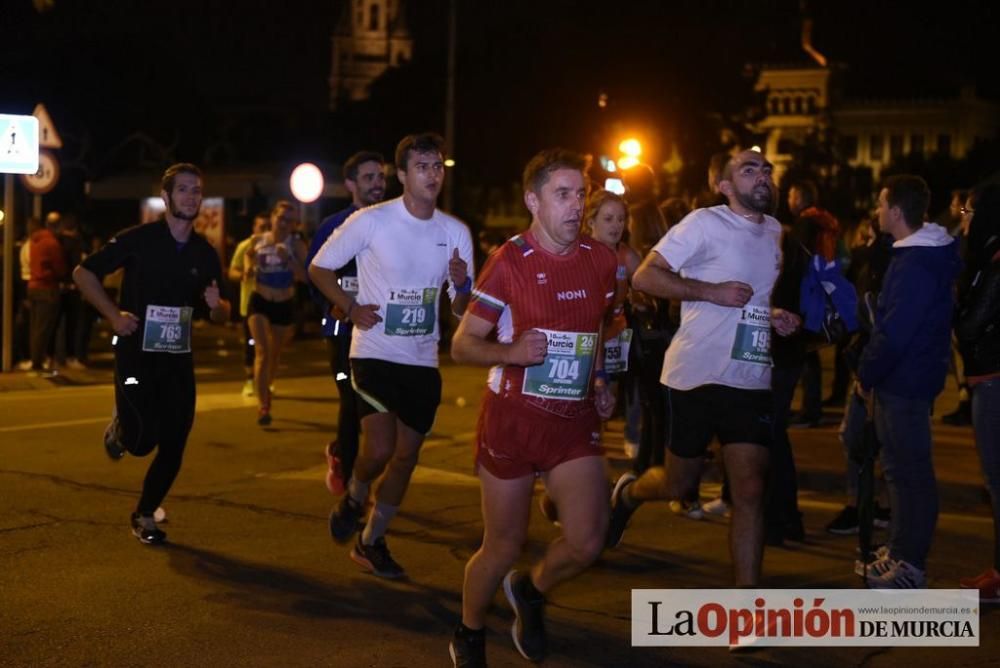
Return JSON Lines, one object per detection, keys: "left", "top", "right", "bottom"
{"left": 21, "top": 150, "right": 60, "bottom": 194}
{"left": 0, "top": 114, "right": 39, "bottom": 175}
{"left": 32, "top": 104, "right": 62, "bottom": 150}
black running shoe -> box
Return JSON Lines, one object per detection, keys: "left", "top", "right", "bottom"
{"left": 606, "top": 471, "right": 638, "bottom": 549}
{"left": 349, "top": 534, "right": 406, "bottom": 579}
{"left": 826, "top": 505, "right": 859, "bottom": 535}
{"left": 502, "top": 570, "right": 545, "bottom": 662}
{"left": 449, "top": 625, "right": 486, "bottom": 668}
{"left": 130, "top": 513, "right": 166, "bottom": 545}
{"left": 103, "top": 415, "right": 126, "bottom": 460}
{"left": 874, "top": 502, "right": 891, "bottom": 529}
{"left": 329, "top": 494, "right": 364, "bottom": 544}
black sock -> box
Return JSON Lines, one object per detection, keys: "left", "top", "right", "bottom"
{"left": 458, "top": 623, "right": 484, "bottom": 636}
{"left": 522, "top": 575, "right": 544, "bottom": 601}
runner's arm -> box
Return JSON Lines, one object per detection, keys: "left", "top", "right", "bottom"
{"left": 72, "top": 265, "right": 139, "bottom": 336}
{"left": 632, "top": 251, "right": 752, "bottom": 307}
{"left": 451, "top": 312, "right": 546, "bottom": 368}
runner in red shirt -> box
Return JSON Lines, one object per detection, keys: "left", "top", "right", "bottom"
{"left": 448, "top": 149, "right": 617, "bottom": 667}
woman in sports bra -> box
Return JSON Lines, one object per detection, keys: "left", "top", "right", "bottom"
{"left": 244, "top": 200, "right": 308, "bottom": 425}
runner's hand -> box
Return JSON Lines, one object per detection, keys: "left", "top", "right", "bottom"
{"left": 330, "top": 304, "right": 348, "bottom": 322}
{"left": 771, "top": 307, "right": 800, "bottom": 336}
{"left": 350, "top": 303, "right": 382, "bottom": 330}
{"left": 449, "top": 248, "right": 468, "bottom": 287}
{"left": 711, "top": 281, "right": 753, "bottom": 307}
{"left": 111, "top": 311, "right": 140, "bottom": 336}
{"left": 506, "top": 329, "right": 548, "bottom": 366}
{"left": 275, "top": 244, "right": 289, "bottom": 261}
{"left": 594, "top": 380, "right": 616, "bottom": 419}
{"left": 204, "top": 280, "right": 221, "bottom": 309}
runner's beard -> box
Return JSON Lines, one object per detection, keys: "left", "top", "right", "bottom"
{"left": 169, "top": 200, "right": 201, "bottom": 221}
{"left": 736, "top": 187, "right": 775, "bottom": 215}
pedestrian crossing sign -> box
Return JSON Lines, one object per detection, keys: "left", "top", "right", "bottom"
{"left": 0, "top": 114, "right": 40, "bottom": 175}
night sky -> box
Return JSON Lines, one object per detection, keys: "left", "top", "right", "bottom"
{"left": 4, "top": 0, "right": 998, "bottom": 213}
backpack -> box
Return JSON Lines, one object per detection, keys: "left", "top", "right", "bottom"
{"left": 799, "top": 246, "right": 859, "bottom": 348}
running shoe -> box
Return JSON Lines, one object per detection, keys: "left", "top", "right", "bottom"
{"left": 702, "top": 496, "right": 730, "bottom": 518}
{"left": 449, "top": 625, "right": 486, "bottom": 668}
{"left": 103, "top": 415, "right": 126, "bottom": 460}
{"left": 329, "top": 494, "right": 364, "bottom": 543}
{"left": 866, "top": 558, "right": 927, "bottom": 589}
{"left": 350, "top": 534, "right": 406, "bottom": 579}
{"left": 825, "top": 505, "right": 859, "bottom": 535}
{"left": 130, "top": 512, "right": 166, "bottom": 545}
{"left": 959, "top": 568, "right": 1000, "bottom": 602}
{"left": 669, "top": 499, "right": 704, "bottom": 521}
{"left": 257, "top": 405, "right": 272, "bottom": 426}
{"left": 606, "top": 472, "right": 638, "bottom": 549}
{"left": 502, "top": 570, "right": 546, "bottom": 662}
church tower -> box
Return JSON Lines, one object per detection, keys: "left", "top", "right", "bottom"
{"left": 329, "top": 0, "right": 413, "bottom": 110}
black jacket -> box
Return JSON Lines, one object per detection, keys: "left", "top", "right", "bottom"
{"left": 956, "top": 239, "right": 1000, "bottom": 378}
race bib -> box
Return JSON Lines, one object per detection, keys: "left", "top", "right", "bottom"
{"left": 729, "top": 304, "right": 771, "bottom": 365}
{"left": 340, "top": 275, "right": 359, "bottom": 298}
{"left": 142, "top": 305, "right": 193, "bottom": 353}
{"left": 522, "top": 329, "right": 598, "bottom": 401}
{"left": 385, "top": 287, "right": 438, "bottom": 337}
{"left": 603, "top": 328, "right": 633, "bottom": 374}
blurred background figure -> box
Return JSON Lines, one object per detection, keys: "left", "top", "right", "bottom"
{"left": 955, "top": 183, "right": 1000, "bottom": 601}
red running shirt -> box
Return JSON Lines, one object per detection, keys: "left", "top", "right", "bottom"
{"left": 467, "top": 230, "right": 617, "bottom": 409}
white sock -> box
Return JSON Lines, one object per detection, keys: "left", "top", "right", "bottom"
{"left": 362, "top": 502, "right": 398, "bottom": 545}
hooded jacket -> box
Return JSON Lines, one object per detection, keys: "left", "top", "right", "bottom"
{"left": 858, "top": 223, "right": 961, "bottom": 400}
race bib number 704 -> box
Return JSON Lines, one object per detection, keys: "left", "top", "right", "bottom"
{"left": 522, "top": 329, "right": 598, "bottom": 401}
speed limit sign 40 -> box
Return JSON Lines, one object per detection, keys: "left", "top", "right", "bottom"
{"left": 21, "top": 149, "right": 60, "bottom": 194}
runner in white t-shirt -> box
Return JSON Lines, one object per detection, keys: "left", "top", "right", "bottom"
{"left": 309, "top": 133, "right": 474, "bottom": 579}
{"left": 605, "top": 150, "right": 800, "bottom": 586}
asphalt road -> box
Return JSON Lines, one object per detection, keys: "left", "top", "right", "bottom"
{"left": 1, "top": 339, "right": 998, "bottom": 667}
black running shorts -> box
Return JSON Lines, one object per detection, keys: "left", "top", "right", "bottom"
{"left": 350, "top": 358, "right": 442, "bottom": 435}
{"left": 667, "top": 384, "right": 773, "bottom": 458}
{"left": 248, "top": 293, "right": 294, "bottom": 327}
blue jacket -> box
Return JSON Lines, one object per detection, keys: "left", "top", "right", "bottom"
{"left": 858, "top": 223, "right": 961, "bottom": 400}
{"left": 307, "top": 204, "right": 358, "bottom": 338}
{"left": 799, "top": 254, "right": 859, "bottom": 335}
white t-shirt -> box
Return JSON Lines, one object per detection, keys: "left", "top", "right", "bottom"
{"left": 311, "top": 197, "right": 474, "bottom": 368}
{"left": 653, "top": 205, "right": 782, "bottom": 391}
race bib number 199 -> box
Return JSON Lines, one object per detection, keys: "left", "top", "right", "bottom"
{"left": 142, "top": 305, "right": 193, "bottom": 353}
{"left": 385, "top": 287, "right": 438, "bottom": 337}
{"left": 729, "top": 304, "right": 771, "bottom": 365}
{"left": 522, "top": 329, "right": 597, "bottom": 401}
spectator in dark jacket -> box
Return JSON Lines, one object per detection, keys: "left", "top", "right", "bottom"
{"left": 858, "top": 175, "right": 961, "bottom": 588}
{"left": 955, "top": 183, "right": 1000, "bottom": 601}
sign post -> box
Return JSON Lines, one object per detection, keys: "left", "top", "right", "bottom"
{"left": 0, "top": 113, "right": 40, "bottom": 373}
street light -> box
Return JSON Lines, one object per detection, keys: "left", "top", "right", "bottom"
{"left": 290, "top": 162, "right": 324, "bottom": 233}
{"left": 618, "top": 138, "right": 642, "bottom": 158}
{"left": 290, "top": 163, "right": 324, "bottom": 203}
